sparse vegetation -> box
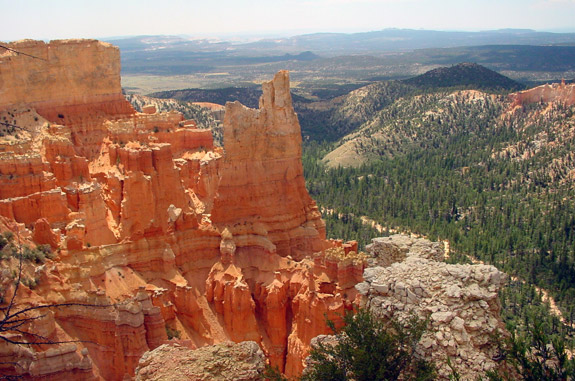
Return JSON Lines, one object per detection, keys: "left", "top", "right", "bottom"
{"left": 301, "top": 309, "right": 435, "bottom": 381}
{"left": 0, "top": 234, "right": 53, "bottom": 264}
{"left": 166, "top": 326, "right": 181, "bottom": 340}
{"left": 0, "top": 236, "right": 112, "bottom": 350}
{"left": 486, "top": 320, "right": 575, "bottom": 380}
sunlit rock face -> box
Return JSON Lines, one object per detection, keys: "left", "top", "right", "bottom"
{"left": 0, "top": 40, "right": 361, "bottom": 380}
{"left": 211, "top": 70, "right": 329, "bottom": 261}
{"left": 509, "top": 81, "right": 575, "bottom": 108}
{"left": 134, "top": 341, "right": 266, "bottom": 381}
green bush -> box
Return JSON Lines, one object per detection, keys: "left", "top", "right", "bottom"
{"left": 302, "top": 309, "right": 435, "bottom": 381}
{"left": 486, "top": 321, "right": 575, "bottom": 381}
{"left": 0, "top": 234, "right": 53, "bottom": 263}
{"left": 165, "top": 326, "right": 181, "bottom": 340}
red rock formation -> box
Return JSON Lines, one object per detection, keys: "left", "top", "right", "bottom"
{"left": 509, "top": 82, "right": 575, "bottom": 108}
{"left": 211, "top": 71, "right": 329, "bottom": 260}
{"left": 0, "top": 40, "right": 362, "bottom": 380}
{"left": 32, "top": 218, "right": 61, "bottom": 248}
{"left": 0, "top": 39, "right": 132, "bottom": 115}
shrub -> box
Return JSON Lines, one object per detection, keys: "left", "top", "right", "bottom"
{"left": 485, "top": 321, "right": 575, "bottom": 381}
{"left": 302, "top": 309, "right": 435, "bottom": 381}
{"left": 166, "top": 326, "right": 181, "bottom": 340}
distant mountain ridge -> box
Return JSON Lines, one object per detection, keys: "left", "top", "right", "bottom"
{"left": 149, "top": 64, "right": 527, "bottom": 142}
{"left": 107, "top": 29, "right": 575, "bottom": 56}
{"left": 109, "top": 30, "right": 575, "bottom": 87}
{"left": 244, "top": 28, "right": 575, "bottom": 55}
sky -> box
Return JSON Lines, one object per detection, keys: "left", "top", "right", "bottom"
{"left": 2, "top": 0, "right": 575, "bottom": 42}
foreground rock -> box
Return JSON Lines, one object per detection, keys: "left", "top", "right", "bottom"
{"left": 135, "top": 342, "right": 265, "bottom": 381}
{"left": 356, "top": 235, "right": 507, "bottom": 380}
{"left": 0, "top": 40, "right": 362, "bottom": 379}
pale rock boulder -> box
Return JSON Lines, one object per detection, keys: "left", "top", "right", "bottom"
{"left": 357, "top": 235, "right": 507, "bottom": 380}
{"left": 135, "top": 342, "right": 266, "bottom": 381}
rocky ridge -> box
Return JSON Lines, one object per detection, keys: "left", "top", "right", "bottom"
{"left": 0, "top": 40, "right": 362, "bottom": 379}
{"left": 125, "top": 94, "right": 223, "bottom": 146}
{"left": 319, "top": 77, "right": 575, "bottom": 169}
{"left": 356, "top": 235, "right": 507, "bottom": 380}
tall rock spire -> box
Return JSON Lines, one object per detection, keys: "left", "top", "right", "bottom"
{"left": 211, "top": 70, "right": 327, "bottom": 260}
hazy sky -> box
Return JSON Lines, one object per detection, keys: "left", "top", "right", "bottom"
{"left": 2, "top": 0, "right": 575, "bottom": 41}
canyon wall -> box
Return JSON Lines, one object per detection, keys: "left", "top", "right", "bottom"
{"left": 0, "top": 40, "right": 361, "bottom": 380}
{"left": 0, "top": 39, "right": 126, "bottom": 112}
{"left": 509, "top": 81, "right": 575, "bottom": 107}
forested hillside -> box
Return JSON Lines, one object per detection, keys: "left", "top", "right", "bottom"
{"left": 402, "top": 62, "right": 524, "bottom": 91}
{"left": 150, "top": 87, "right": 263, "bottom": 109}
{"left": 300, "top": 84, "right": 575, "bottom": 347}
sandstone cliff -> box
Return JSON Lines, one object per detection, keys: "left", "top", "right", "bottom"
{"left": 0, "top": 40, "right": 123, "bottom": 110}
{"left": 509, "top": 80, "right": 575, "bottom": 108}
{"left": 0, "top": 40, "right": 360, "bottom": 379}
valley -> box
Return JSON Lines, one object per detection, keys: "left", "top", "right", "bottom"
{"left": 126, "top": 49, "right": 575, "bottom": 365}
{"left": 115, "top": 30, "right": 575, "bottom": 94}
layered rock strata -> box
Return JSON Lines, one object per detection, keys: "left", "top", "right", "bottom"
{"left": 211, "top": 73, "right": 328, "bottom": 260}
{"left": 509, "top": 80, "right": 575, "bottom": 107}
{"left": 356, "top": 235, "right": 507, "bottom": 380}
{"left": 0, "top": 40, "right": 360, "bottom": 380}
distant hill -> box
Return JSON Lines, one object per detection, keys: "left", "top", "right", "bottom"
{"left": 150, "top": 87, "right": 263, "bottom": 109}
{"left": 296, "top": 81, "right": 416, "bottom": 141}
{"left": 402, "top": 63, "right": 524, "bottom": 91}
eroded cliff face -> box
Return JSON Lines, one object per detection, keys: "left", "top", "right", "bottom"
{"left": 0, "top": 40, "right": 362, "bottom": 379}
{"left": 509, "top": 80, "right": 575, "bottom": 108}
{"left": 211, "top": 73, "right": 328, "bottom": 260}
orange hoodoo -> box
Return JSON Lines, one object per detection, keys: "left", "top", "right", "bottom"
{"left": 0, "top": 39, "right": 364, "bottom": 380}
